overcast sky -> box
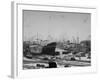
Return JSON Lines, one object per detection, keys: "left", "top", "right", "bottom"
{"left": 23, "top": 10, "right": 91, "bottom": 42}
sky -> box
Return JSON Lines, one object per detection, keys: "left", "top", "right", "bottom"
{"left": 23, "top": 10, "right": 91, "bottom": 42}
